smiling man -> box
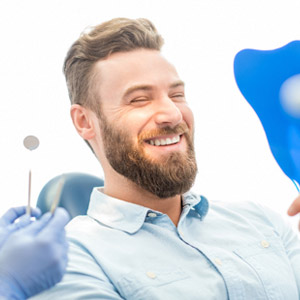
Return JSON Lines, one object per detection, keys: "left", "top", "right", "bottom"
{"left": 32, "top": 18, "right": 300, "bottom": 300}
{"left": 76, "top": 48, "right": 197, "bottom": 226}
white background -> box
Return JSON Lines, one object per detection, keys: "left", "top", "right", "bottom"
{"left": 0, "top": 0, "right": 300, "bottom": 229}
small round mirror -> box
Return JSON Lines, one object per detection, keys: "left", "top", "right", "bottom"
{"left": 23, "top": 135, "right": 39, "bottom": 151}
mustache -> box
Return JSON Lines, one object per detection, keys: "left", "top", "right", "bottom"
{"left": 138, "top": 123, "right": 189, "bottom": 142}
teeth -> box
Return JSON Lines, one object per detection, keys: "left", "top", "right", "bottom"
{"left": 172, "top": 136, "right": 179, "bottom": 143}
{"left": 148, "top": 135, "right": 180, "bottom": 146}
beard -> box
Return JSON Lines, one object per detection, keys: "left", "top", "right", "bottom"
{"left": 99, "top": 116, "right": 197, "bottom": 198}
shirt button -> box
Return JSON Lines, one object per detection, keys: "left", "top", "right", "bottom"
{"left": 146, "top": 271, "right": 156, "bottom": 279}
{"left": 214, "top": 258, "right": 222, "bottom": 266}
{"left": 147, "top": 212, "right": 157, "bottom": 218}
{"left": 261, "top": 240, "right": 270, "bottom": 248}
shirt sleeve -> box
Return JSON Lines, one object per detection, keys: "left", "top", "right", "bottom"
{"left": 30, "top": 237, "right": 124, "bottom": 300}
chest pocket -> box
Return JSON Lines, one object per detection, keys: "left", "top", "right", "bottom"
{"left": 233, "top": 234, "right": 298, "bottom": 300}
{"left": 116, "top": 267, "right": 190, "bottom": 300}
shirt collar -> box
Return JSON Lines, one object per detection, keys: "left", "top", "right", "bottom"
{"left": 87, "top": 188, "right": 148, "bottom": 234}
{"left": 87, "top": 188, "right": 209, "bottom": 234}
{"left": 182, "top": 191, "right": 209, "bottom": 220}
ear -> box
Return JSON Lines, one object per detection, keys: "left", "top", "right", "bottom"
{"left": 70, "top": 104, "right": 96, "bottom": 140}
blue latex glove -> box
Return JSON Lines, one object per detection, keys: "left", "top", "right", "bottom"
{"left": 0, "top": 207, "right": 70, "bottom": 299}
{"left": 0, "top": 206, "right": 41, "bottom": 249}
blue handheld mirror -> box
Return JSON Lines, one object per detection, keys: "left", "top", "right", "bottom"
{"left": 234, "top": 41, "right": 300, "bottom": 186}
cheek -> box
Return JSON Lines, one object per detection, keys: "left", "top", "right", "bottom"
{"left": 180, "top": 105, "right": 194, "bottom": 130}
{"left": 119, "top": 109, "right": 153, "bottom": 135}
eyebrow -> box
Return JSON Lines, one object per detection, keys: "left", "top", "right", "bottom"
{"left": 122, "top": 80, "right": 185, "bottom": 99}
{"left": 123, "top": 85, "right": 152, "bottom": 99}
{"left": 170, "top": 80, "right": 185, "bottom": 89}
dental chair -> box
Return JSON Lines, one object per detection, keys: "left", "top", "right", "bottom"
{"left": 36, "top": 172, "right": 104, "bottom": 219}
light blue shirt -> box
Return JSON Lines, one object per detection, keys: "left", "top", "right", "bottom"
{"left": 32, "top": 188, "right": 300, "bottom": 299}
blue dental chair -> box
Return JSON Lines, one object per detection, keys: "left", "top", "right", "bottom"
{"left": 36, "top": 172, "right": 104, "bottom": 219}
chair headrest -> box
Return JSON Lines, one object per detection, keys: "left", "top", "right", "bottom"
{"left": 37, "top": 172, "right": 104, "bottom": 219}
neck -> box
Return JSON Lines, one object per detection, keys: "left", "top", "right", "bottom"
{"left": 103, "top": 172, "right": 182, "bottom": 226}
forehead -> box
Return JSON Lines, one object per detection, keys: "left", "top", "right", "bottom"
{"left": 93, "top": 49, "right": 182, "bottom": 98}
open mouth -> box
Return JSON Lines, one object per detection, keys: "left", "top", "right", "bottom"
{"left": 145, "top": 135, "right": 181, "bottom": 146}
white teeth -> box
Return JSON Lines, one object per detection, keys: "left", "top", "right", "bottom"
{"left": 166, "top": 138, "right": 172, "bottom": 144}
{"left": 172, "top": 136, "right": 179, "bottom": 143}
{"left": 148, "top": 135, "right": 180, "bottom": 146}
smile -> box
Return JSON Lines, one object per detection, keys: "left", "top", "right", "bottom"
{"left": 146, "top": 135, "right": 181, "bottom": 146}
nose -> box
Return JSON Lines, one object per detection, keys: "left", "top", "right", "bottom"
{"left": 153, "top": 97, "right": 183, "bottom": 128}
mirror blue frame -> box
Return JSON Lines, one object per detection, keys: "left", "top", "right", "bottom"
{"left": 234, "top": 41, "right": 300, "bottom": 185}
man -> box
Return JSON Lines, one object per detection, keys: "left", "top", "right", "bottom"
{"left": 0, "top": 206, "right": 69, "bottom": 299}
{"left": 33, "top": 18, "right": 300, "bottom": 299}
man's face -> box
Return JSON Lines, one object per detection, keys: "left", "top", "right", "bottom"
{"left": 93, "top": 49, "right": 197, "bottom": 198}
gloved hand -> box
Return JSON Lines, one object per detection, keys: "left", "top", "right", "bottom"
{"left": 0, "top": 206, "right": 41, "bottom": 248}
{"left": 0, "top": 207, "right": 70, "bottom": 299}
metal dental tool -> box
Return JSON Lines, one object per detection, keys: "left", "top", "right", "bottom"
{"left": 50, "top": 174, "right": 66, "bottom": 214}
{"left": 23, "top": 135, "right": 40, "bottom": 215}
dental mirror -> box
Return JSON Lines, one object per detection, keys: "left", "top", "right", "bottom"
{"left": 23, "top": 135, "right": 39, "bottom": 151}
{"left": 23, "top": 135, "right": 40, "bottom": 215}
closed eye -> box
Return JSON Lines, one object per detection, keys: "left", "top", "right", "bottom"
{"left": 171, "top": 93, "right": 185, "bottom": 101}
{"left": 130, "top": 98, "right": 149, "bottom": 103}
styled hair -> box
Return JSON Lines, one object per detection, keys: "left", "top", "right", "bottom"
{"left": 63, "top": 18, "right": 164, "bottom": 111}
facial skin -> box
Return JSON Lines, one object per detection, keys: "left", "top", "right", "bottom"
{"left": 72, "top": 49, "right": 197, "bottom": 225}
